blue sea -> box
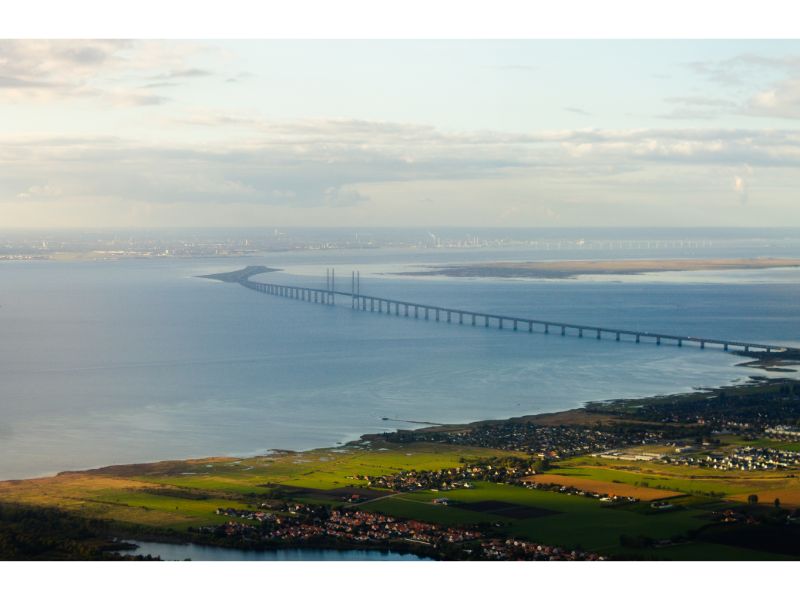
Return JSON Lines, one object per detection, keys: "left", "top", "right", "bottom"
{"left": 1, "top": 229, "right": 799, "bottom": 480}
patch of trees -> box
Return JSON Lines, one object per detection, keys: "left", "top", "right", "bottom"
{"left": 699, "top": 522, "right": 800, "bottom": 557}
{"left": 598, "top": 381, "right": 800, "bottom": 426}
{"left": 619, "top": 534, "right": 655, "bottom": 549}
{"left": 0, "top": 503, "right": 124, "bottom": 560}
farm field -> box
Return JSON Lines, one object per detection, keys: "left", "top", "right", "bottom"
{"left": 549, "top": 457, "right": 798, "bottom": 499}
{"left": 727, "top": 437, "right": 800, "bottom": 452}
{"left": 361, "top": 481, "right": 718, "bottom": 555}
{"left": 524, "top": 474, "right": 682, "bottom": 501}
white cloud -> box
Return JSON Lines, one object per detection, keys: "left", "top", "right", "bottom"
{"left": 680, "top": 53, "right": 800, "bottom": 120}
{"left": 1, "top": 118, "right": 799, "bottom": 227}
{"left": 1, "top": 123, "right": 798, "bottom": 212}
{"left": 746, "top": 78, "right": 800, "bottom": 118}
{"left": 0, "top": 40, "right": 219, "bottom": 106}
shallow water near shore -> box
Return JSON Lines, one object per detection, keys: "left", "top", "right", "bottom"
{"left": 1, "top": 238, "right": 799, "bottom": 480}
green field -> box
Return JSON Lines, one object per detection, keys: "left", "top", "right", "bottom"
{"left": 362, "top": 481, "right": 717, "bottom": 554}
{"left": 548, "top": 457, "right": 792, "bottom": 497}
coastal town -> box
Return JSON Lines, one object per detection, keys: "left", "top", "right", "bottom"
{"left": 352, "top": 457, "right": 539, "bottom": 492}
{"left": 663, "top": 445, "right": 800, "bottom": 471}
{"left": 202, "top": 503, "right": 604, "bottom": 561}
{"left": 380, "top": 421, "right": 665, "bottom": 459}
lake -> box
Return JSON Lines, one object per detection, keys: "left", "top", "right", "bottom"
{"left": 117, "top": 540, "right": 430, "bottom": 561}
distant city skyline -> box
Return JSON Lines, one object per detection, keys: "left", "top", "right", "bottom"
{"left": 2, "top": 39, "right": 800, "bottom": 228}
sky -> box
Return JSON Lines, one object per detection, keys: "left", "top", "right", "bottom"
{"left": 2, "top": 39, "right": 800, "bottom": 228}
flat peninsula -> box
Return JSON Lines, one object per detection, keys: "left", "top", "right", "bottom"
{"left": 197, "top": 265, "right": 280, "bottom": 283}
{"left": 399, "top": 257, "right": 800, "bottom": 279}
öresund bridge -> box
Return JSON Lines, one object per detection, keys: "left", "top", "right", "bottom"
{"left": 238, "top": 268, "right": 796, "bottom": 354}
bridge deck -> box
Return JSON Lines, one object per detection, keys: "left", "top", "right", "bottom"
{"left": 240, "top": 279, "right": 794, "bottom": 353}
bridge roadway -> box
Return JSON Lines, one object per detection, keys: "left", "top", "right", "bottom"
{"left": 240, "top": 279, "right": 794, "bottom": 354}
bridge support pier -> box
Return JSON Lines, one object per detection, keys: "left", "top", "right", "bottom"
{"left": 499, "top": 318, "right": 503, "bottom": 330}
{"left": 447, "top": 311, "right": 451, "bottom": 323}
{"left": 414, "top": 306, "right": 418, "bottom": 318}
{"left": 485, "top": 316, "right": 489, "bottom": 328}
{"left": 579, "top": 328, "right": 583, "bottom": 338}
{"left": 528, "top": 322, "right": 533, "bottom": 333}
{"left": 678, "top": 339, "right": 682, "bottom": 347}
{"left": 700, "top": 341, "right": 705, "bottom": 349}
{"left": 513, "top": 320, "right": 518, "bottom": 331}
{"left": 656, "top": 337, "right": 661, "bottom": 345}
{"left": 561, "top": 326, "right": 565, "bottom": 336}
{"left": 545, "top": 324, "right": 549, "bottom": 334}
{"left": 596, "top": 329, "right": 601, "bottom": 340}
{"left": 435, "top": 309, "right": 439, "bottom": 322}
{"left": 459, "top": 312, "right": 463, "bottom": 325}
{"left": 425, "top": 308, "right": 429, "bottom": 320}
{"left": 472, "top": 314, "right": 476, "bottom": 326}
{"left": 636, "top": 335, "right": 640, "bottom": 343}
{"left": 616, "top": 332, "right": 620, "bottom": 342}
{"left": 723, "top": 343, "right": 728, "bottom": 351}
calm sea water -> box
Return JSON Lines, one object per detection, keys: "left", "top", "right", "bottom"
{"left": 1, "top": 235, "right": 800, "bottom": 480}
